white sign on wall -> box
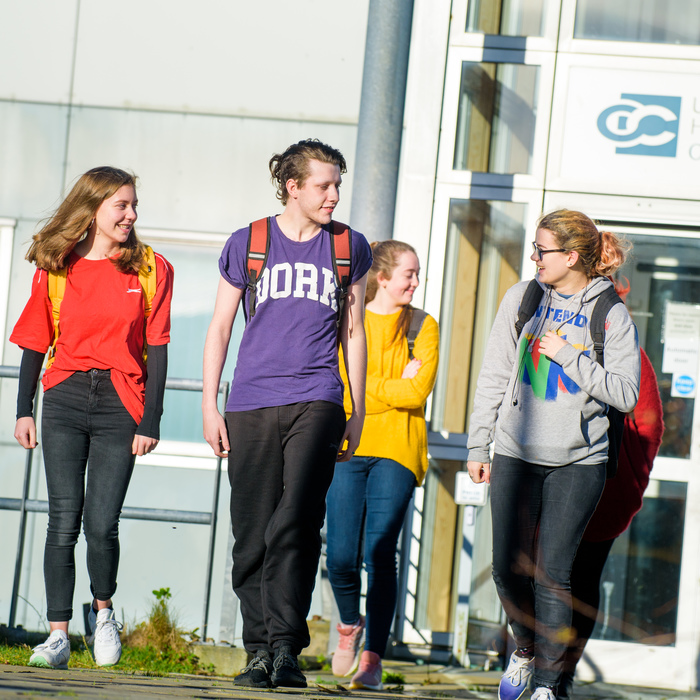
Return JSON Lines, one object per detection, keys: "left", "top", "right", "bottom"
{"left": 549, "top": 57, "right": 700, "bottom": 200}
{"left": 662, "top": 301, "right": 700, "bottom": 399}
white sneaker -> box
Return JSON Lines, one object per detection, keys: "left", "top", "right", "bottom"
{"left": 531, "top": 687, "right": 556, "bottom": 700}
{"left": 91, "top": 608, "right": 123, "bottom": 666}
{"left": 499, "top": 651, "right": 534, "bottom": 700}
{"left": 29, "top": 630, "right": 70, "bottom": 669}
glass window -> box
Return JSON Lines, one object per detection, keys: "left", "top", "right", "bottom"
{"left": 614, "top": 232, "right": 700, "bottom": 460}
{"left": 142, "top": 239, "right": 243, "bottom": 444}
{"left": 466, "top": 0, "right": 546, "bottom": 36}
{"left": 591, "top": 480, "right": 686, "bottom": 645}
{"left": 574, "top": 0, "right": 700, "bottom": 45}
{"left": 432, "top": 199, "right": 527, "bottom": 435}
{"left": 453, "top": 62, "right": 540, "bottom": 174}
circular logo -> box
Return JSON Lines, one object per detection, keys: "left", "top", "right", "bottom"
{"left": 674, "top": 375, "right": 695, "bottom": 396}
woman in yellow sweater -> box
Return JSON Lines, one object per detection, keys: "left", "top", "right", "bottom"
{"left": 326, "top": 240, "right": 439, "bottom": 690}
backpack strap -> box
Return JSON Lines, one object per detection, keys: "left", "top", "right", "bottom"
{"left": 330, "top": 220, "right": 352, "bottom": 329}
{"left": 246, "top": 217, "right": 271, "bottom": 320}
{"left": 407, "top": 308, "right": 428, "bottom": 359}
{"left": 139, "top": 245, "right": 157, "bottom": 318}
{"left": 138, "top": 246, "right": 158, "bottom": 363}
{"left": 46, "top": 267, "right": 68, "bottom": 369}
{"left": 589, "top": 286, "right": 623, "bottom": 366}
{"left": 515, "top": 279, "right": 544, "bottom": 338}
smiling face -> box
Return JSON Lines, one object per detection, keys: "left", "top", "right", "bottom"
{"left": 288, "top": 159, "right": 341, "bottom": 226}
{"left": 93, "top": 184, "right": 138, "bottom": 250}
{"left": 531, "top": 227, "right": 575, "bottom": 290}
{"left": 379, "top": 251, "right": 420, "bottom": 309}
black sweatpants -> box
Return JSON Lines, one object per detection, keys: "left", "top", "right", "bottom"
{"left": 226, "top": 401, "right": 346, "bottom": 655}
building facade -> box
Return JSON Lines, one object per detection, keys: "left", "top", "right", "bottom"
{"left": 393, "top": 0, "right": 700, "bottom": 692}
{"left": 1, "top": 0, "right": 699, "bottom": 691}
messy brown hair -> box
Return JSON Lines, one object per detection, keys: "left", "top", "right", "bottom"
{"left": 26, "top": 166, "right": 146, "bottom": 273}
{"left": 537, "top": 209, "right": 631, "bottom": 278}
{"left": 269, "top": 139, "right": 347, "bottom": 206}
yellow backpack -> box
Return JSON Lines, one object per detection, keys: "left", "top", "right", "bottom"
{"left": 46, "top": 246, "right": 157, "bottom": 368}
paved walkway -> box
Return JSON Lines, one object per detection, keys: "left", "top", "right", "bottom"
{"left": 1, "top": 662, "right": 700, "bottom": 700}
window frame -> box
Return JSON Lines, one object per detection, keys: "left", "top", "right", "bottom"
{"left": 558, "top": 0, "right": 700, "bottom": 59}
{"left": 451, "top": 0, "right": 562, "bottom": 51}
{"left": 0, "top": 218, "right": 16, "bottom": 364}
{"left": 438, "top": 46, "right": 556, "bottom": 191}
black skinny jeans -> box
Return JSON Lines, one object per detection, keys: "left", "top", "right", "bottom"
{"left": 226, "top": 401, "right": 346, "bottom": 656}
{"left": 41, "top": 370, "right": 138, "bottom": 622}
{"left": 490, "top": 454, "right": 606, "bottom": 690}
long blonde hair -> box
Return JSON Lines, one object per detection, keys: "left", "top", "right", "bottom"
{"left": 367, "top": 239, "right": 419, "bottom": 344}
{"left": 537, "top": 209, "right": 630, "bottom": 277}
{"left": 26, "top": 166, "right": 147, "bottom": 273}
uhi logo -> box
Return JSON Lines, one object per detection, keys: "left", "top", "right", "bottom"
{"left": 597, "top": 94, "right": 681, "bottom": 157}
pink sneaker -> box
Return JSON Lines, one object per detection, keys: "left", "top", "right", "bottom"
{"left": 350, "top": 650, "right": 383, "bottom": 691}
{"left": 331, "top": 615, "right": 365, "bottom": 676}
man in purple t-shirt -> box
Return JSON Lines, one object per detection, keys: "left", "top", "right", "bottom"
{"left": 203, "top": 139, "right": 371, "bottom": 689}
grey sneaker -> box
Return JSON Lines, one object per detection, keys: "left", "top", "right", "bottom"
{"left": 29, "top": 630, "right": 70, "bottom": 669}
{"left": 91, "top": 608, "right": 123, "bottom": 666}
{"left": 233, "top": 649, "right": 273, "bottom": 688}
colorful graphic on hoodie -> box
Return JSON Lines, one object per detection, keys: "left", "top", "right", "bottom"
{"left": 518, "top": 330, "right": 589, "bottom": 401}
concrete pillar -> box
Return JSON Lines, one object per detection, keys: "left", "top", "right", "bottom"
{"left": 350, "top": 0, "right": 415, "bottom": 242}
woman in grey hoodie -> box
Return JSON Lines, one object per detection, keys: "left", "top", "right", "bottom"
{"left": 466, "top": 210, "right": 640, "bottom": 700}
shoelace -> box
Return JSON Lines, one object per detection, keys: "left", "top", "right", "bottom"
{"left": 274, "top": 651, "right": 297, "bottom": 670}
{"left": 35, "top": 635, "right": 66, "bottom": 652}
{"left": 248, "top": 655, "right": 270, "bottom": 672}
{"left": 95, "top": 618, "right": 123, "bottom": 643}
{"left": 505, "top": 656, "right": 532, "bottom": 684}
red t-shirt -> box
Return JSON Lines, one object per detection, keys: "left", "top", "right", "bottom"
{"left": 10, "top": 251, "right": 174, "bottom": 424}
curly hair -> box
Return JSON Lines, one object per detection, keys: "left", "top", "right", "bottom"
{"left": 269, "top": 139, "right": 347, "bottom": 205}
{"left": 26, "top": 166, "right": 146, "bottom": 273}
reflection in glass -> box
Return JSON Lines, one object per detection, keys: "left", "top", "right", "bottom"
{"left": 453, "top": 62, "right": 539, "bottom": 174}
{"left": 614, "top": 233, "right": 700, "bottom": 459}
{"left": 432, "top": 199, "right": 526, "bottom": 435}
{"left": 466, "top": 0, "right": 546, "bottom": 36}
{"left": 575, "top": 0, "right": 700, "bottom": 45}
{"left": 592, "top": 480, "right": 685, "bottom": 645}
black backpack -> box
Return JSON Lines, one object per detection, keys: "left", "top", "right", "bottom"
{"left": 407, "top": 308, "right": 427, "bottom": 359}
{"left": 514, "top": 279, "right": 625, "bottom": 479}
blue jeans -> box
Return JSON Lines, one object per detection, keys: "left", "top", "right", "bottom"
{"left": 41, "top": 370, "right": 138, "bottom": 622}
{"left": 326, "top": 456, "right": 416, "bottom": 656}
{"left": 490, "top": 454, "right": 606, "bottom": 690}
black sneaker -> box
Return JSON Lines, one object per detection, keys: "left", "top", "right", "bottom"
{"left": 271, "top": 644, "right": 307, "bottom": 688}
{"left": 233, "top": 649, "right": 272, "bottom": 688}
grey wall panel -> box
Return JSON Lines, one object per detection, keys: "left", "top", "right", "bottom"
{"left": 65, "top": 107, "right": 358, "bottom": 232}
{"left": 0, "top": 102, "right": 68, "bottom": 219}
{"left": 71, "top": 0, "right": 368, "bottom": 123}
{"left": 0, "top": 0, "right": 77, "bottom": 103}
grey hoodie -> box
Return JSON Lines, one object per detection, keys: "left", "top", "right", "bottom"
{"left": 467, "top": 276, "right": 640, "bottom": 467}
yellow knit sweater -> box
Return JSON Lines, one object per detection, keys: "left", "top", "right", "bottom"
{"left": 340, "top": 309, "right": 439, "bottom": 485}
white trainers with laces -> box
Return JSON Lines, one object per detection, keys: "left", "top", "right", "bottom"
{"left": 29, "top": 630, "right": 70, "bottom": 669}
{"left": 90, "top": 608, "right": 123, "bottom": 666}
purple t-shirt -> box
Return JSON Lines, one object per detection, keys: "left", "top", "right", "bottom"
{"left": 219, "top": 216, "right": 372, "bottom": 412}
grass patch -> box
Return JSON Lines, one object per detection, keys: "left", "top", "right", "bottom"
{"left": 0, "top": 588, "right": 214, "bottom": 676}
{"left": 383, "top": 670, "right": 406, "bottom": 684}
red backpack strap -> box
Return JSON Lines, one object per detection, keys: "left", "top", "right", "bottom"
{"left": 330, "top": 221, "right": 352, "bottom": 329}
{"left": 246, "top": 217, "right": 271, "bottom": 319}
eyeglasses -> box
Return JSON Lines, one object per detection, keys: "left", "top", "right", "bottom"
{"left": 532, "top": 242, "right": 566, "bottom": 261}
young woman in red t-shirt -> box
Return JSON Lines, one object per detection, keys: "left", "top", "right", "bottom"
{"left": 11, "top": 167, "right": 173, "bottom": 670}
